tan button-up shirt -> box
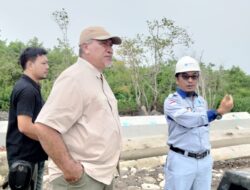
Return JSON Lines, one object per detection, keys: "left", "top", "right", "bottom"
{"left": 36, "top": 57, "right": 122, "bottom": 185}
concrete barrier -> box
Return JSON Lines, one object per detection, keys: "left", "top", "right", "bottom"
{"left": 0, "top": 121, "right": 7, "bottom": 146}
{"left": 121, "top": 129, "right": 250, "bottom": 161}
{"left": 120, "top": 145, "right": 250, "bottom": 169}
{"left": 121, "top": 112, "right": 250, "bottom": 138}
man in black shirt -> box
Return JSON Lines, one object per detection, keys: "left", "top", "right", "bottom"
{"left": 6, "top": 47, "right": 49, "bottom": 190}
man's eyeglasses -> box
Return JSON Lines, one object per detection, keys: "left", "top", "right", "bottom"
{"left": 180, "top": 73, "right": 199, "bottom": 80}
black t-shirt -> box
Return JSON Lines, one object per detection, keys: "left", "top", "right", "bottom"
{"left": 6, "top": 74, "right": 48, "bottom": 164}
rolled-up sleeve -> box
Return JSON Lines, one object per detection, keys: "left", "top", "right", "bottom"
{"left": 36, "top": 76, "right": 84, "bottom": 134}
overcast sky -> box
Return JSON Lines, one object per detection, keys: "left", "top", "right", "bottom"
{"left": 0, "top": 0, "right": 250, "bottom": 74}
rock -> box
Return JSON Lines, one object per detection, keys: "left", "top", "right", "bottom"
{"left": 122, "top": 175, "right": 128, "bottom": 179}
{"left": 121, "top": 167, "right": 129, "bottom": 172}
{"left": 143, "top": 176, "right": 156, "bottom": 184}
{"left": 159, "top": 180, "right": 165, "bottom": 188}
{"left": 158, "top": 173, "right": 164, "bottom": 180}
{"left": 120, "top": 167, "right": 129, "bottom": 177}
{"left": 114, "top": 179, "right": 129, "bottom": 190}
{"left": 141, "top": 183, "right": 160, "bottom": 190}
{"left": 127, "top": 186, "right": 141, "bottom": 190}
{"left": 130, "top": 167, "right": 137, "bottom": 175}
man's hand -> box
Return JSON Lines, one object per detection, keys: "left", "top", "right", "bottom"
{"left": 217, "top": 94, "right": 234, "bottom": 115}
{"left": 35, "top": 123, "right": 84, "bottom": 184}
{"left": 63, "top": 160, "right": 84, "bottom": 184}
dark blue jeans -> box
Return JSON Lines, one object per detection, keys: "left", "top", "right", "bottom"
{"left": 34, "top": 161, "right": 45, "bottom": 190}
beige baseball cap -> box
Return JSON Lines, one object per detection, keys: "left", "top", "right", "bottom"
{"left": 79, "top": 26, "right": 122, "bottom": 45}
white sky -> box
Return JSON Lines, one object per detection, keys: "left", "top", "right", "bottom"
{"left": 0, "top": 0, "right": 250, "bottom": 74}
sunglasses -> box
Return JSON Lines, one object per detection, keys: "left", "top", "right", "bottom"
{"left": 180, "top": 73, "right": 199, "bottom": 80}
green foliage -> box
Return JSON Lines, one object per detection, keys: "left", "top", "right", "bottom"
{"left": 0, "top": 37, "right": 77, "bottom": 110}
{"left": 1, "top": 15, "right": 250, "bottom": 115}
{"left": 104, "top": 60, "right": 138, "bottom": 115}
{"left": 0, "top": 39, "right": 24, "bottom": 110}
{"left": 1, "top": 36, "right": 250, "bottom": 114}
{"left": 0, "top": 85, "right": 12, "bottom": 110}
{"left": 157, "top": 60, "right": 176, "bottom": 112}
{"left": 47, "top": 46, "right": 76, "bottom": 81}
{"left": 232, "top": 96, "right": 250, "bottom": 112}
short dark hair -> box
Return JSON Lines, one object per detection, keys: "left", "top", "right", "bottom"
{"left": 18, "top": 47, "right": 48, "bottom": 70}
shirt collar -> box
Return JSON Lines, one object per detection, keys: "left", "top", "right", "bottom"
{"left": 22, "top": 74, "right": 41, "bottom": 90}
{"left": 177, "top": 88, "right": 198, "bottom": 99}
{"left": 77, "top": 57, "right": 102, "bottom": 79}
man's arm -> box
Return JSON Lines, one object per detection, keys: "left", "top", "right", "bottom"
{"left": 207, "top": 94, "right": 234, "bottom": 122}
{"left": 164, "top": 95, "right": 209, "bottom": 128}
{"left": 35, "top": 123, "right": 83, "bottom": 182}
{"left": 17, "top": 115, "right": 38, "bottom": 140}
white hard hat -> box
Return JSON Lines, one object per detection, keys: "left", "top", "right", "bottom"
{"left": 175, "top": 56, "right": 200, "bottom": 74}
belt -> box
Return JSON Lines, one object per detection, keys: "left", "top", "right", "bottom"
{"left": 170, "top": 145, "right": 210, "bottom": 159}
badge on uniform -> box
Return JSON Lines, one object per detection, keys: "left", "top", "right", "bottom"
{"left": 168, "top": 100, "right": 176, "bottom": 105}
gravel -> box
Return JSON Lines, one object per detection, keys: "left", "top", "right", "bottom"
{"left": 113, "top": 157, "right": 250, "bottom": 190}
{"left": 1, "top": 152, "right": 250, "bottom": 190}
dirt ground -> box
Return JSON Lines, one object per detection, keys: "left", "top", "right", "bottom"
{"left": 113, "top": 157, "right": 250, "bottom": 190}
{"left": 1, "top": 148, "right": 250, "bottom": 189}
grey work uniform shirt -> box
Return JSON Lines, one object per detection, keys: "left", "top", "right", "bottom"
{"left": 164, "top": 88, "right": 217, "bottom": 152}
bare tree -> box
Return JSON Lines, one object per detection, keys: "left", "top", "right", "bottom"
{"left": 52, "top": 8, "right": 69, "bottom": 46}
{"left": 52, "top": 8, "right": 71, "bottom": 65}
{"left": 117, "top": 36, "right": 149, "bottom": 114}
{"left": 144, "top": 18, "right": 193, "bottom": 112}
{"left": 118, "top": 17, "right": 193, "bottom": 114}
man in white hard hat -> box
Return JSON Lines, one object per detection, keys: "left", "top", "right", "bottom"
{"left": 163, "top": 56, "right": 234, "bottom": 190}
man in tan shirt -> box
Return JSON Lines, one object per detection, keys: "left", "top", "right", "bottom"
{"left": 35, "top": 26, "right": 122, "bottom": 190}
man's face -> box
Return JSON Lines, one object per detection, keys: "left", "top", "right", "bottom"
{"left": 29, "top": 55, "right": 49, "bottom": 80}
{"left": 84, "top": 39, "right": 113, "bottom": 70}
{"left": 176, "top": 71, "right": 199, "bottom": 92}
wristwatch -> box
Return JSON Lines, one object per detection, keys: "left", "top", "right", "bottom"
{"left": 216, "top": 111, "right": 222, "bottom": 120}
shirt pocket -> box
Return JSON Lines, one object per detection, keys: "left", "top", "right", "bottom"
{"left": 88, "top": 95, "right": 112, "bottom": 114}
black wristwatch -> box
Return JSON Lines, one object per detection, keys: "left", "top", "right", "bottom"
{"left": 216, "top": 111, "right": 222, "bottom": 120}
